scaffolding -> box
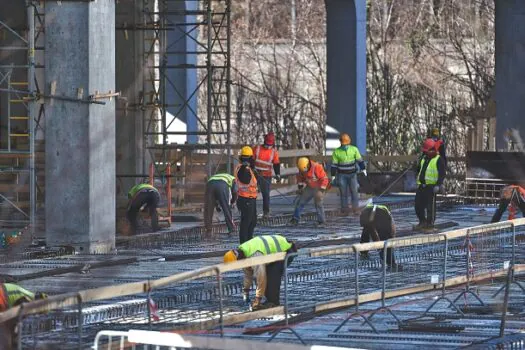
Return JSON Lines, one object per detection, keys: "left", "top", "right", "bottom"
{"left": 0, "top": 1, "right": 43, "bottom": 232}
{"left": 143, "top": 0, "right": 232, "bottom": 177}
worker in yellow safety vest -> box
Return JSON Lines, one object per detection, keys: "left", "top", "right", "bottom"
{"left": 223, "top": 235, "right": 297, "bottom": 311}
{"left": 414, "top": 139, "right": 446, "bottom": 230}
{"left": 127, "top": 182, "right": 161, "bottom": 234}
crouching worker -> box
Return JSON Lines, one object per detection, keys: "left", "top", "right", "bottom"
{"left": 359, "top": 203, "right": 401, "bottom": 271}
{"left": 491, "top": 185, "right": 525, "bottom": 223}
{"left": 127, "top": 182, "right": 161, "bottom": 235}
{"left": 0, "top": 283, "right": 48, "bottom": 349}
{"left": 223, "top": 235, "right": 297, "bottom": 311}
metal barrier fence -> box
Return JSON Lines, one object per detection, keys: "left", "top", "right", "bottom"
{"left": 4, "top": 219, "right": 525, "bottom": 348}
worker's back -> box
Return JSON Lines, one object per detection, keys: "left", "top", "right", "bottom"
{"left": 360, "top": 205, "right": 393, "bottom": 234}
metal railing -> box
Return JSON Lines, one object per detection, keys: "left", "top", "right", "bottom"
{"left": 3, "top": 219, "right": 525, "bottom": 348}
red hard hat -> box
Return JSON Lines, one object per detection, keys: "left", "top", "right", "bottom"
{"left": 264, "top": 132, "right": 275, "bottom": 146}
{"left": 421, "top": 138, "right": 436, "bottom": 153}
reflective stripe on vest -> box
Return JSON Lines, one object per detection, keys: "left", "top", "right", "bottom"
{"left": 238, "top": 235, "right": 292, "bottom": 257}
{"left": 128, "top": 183, "right": 158, "bottom": 199}
{"left": 235, "top": 165, "right": 258, "bottom": 198}
{"left": 254, "top": 146, "right": 275, "bottom": 172}
{"left": 208, "top": 173, "right": 235, "bottom": 187}
{"left": 416, "top": 156, "right": 440, "bottom": 185}
{"left": 365, "top": 203, "right": 391, "bottom": 215}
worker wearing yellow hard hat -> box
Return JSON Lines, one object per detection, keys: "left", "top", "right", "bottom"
{"left": 223, "top": 235, "right": 297, "bottom": 311}
{"left": 290, "top": 157, "right": 329, "bottom": 226}
{"left": 331, "top": 132, "right": 366, "bottom": 216}
{"left": 234, "top": 146, "right": 258, "bottom": 243}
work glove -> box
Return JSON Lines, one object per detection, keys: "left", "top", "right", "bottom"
{"left": 215, "top": 205, "right": 222, "bottom": 213}
{"left": 362, "top": 170, "right": 368, "bottom": 177}
{"left": 243, "top": 290, "right": 250, "bottom": 305}
{"left": 275, "top": 175, "right": 281, "bottom": 183}
{"left": 331, "top": 176, "right": 336, "bottom": 183}
{"left": 433, "top": 185, "right": 441, "bottom": 194}
{"left": 298, "top": 183, "right": 304, "bottom": 190}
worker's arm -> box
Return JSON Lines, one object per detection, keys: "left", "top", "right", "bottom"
{"left": 437, "top": 156, "right": 446, "bottom": 186}
{"left": 272, "top": 150, "right": 281, "bottom": 176}
{"left": 331, "top": 152, "right": 339, "bottom": 177}
{"left": 491, "top": 198, "right": 510, "bottom": 223}
{"left": 355, "top": 147, "right": 366, "bottom": 171}
{"left": 230, "top": 182, "right": 238, "bottom": 203}
{"left": 316, "top": 166, "right": 330, "bottom": 190}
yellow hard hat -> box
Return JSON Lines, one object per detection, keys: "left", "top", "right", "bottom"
{"left": 297, "top": 157, "right": 310, "bottom": 172}
{"left": 224, "top": 249, "right": 238, "bottom": 263}
{"left": 240, "top": 146, "right": 253, "bottom": 157}
{"left": 340, "top": 133, "right": 351, "bottom": 146}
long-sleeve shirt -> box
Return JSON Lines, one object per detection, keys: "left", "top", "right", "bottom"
{"left": 416, "top": 155, "right": 446, "bottom": 186}
{"left": 296, "top": 161, "right": 329, "bottom": 189}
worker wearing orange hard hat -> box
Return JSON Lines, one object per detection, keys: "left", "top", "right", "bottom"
{"left": 331, "top": 133, "right": 366, "bottom": 216}
{"left": 289, "top": 157, "right": 329, "bottom": 226}
{"left": 252, "top": 132, "right": 281, "bottom": 218}
{"left": 235, "top": 146, "right": 258, "bottom": 243}
{"left": 491, "top": 185, "right": 525, "bottom": 223}
{"left": 223, "top": 235, "right": 297, "bottom": 311}
{"left": 414, "top": 138, "right": 446, "bottom": 231}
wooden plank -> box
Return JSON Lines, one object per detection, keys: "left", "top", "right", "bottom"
{"left": 0, "top": 184, "right": 29, "bottom": 193}
{"left": 279, "top": 149, "right": 318, "bottom": 158}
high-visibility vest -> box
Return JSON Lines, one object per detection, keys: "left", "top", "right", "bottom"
{"left": 416, "top": 155, "right": 440, "bottom": 185}
{"left": 253, "top": 145, "right": 278, "bottom": 176}
{"left": 238, "top": 235, "right": 292, "bottom": 257}
{"left": 331, "top": 145, "right": 362, "bottom": 173}
{"left": 502, "top": 185, "right": 525, "bottom": 201}
{"left": 128, "top": 183, "right": 158, "bottom": 199}
{"left": 235, "top": 165, "right": 257, "bottom": 198}
{"left": 208, "top": 173, "right": 235, "bottom": 187}
{"left": 0, "top": 284, "right": 34, "bottom": 311}
{"left": 365, "top": 203, "right": 391, "bottom": 215}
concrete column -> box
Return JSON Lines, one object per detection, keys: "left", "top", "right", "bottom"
{"left": 115, "top": 0, "right": 145, "bottom": 200}
{"left": 495, "top": 0, "right": 525, "bottom": 150}
{"left": 325, "top": 0, "right": 367, "bottom": 152}
{"left": 45, "top": 0, "right": 115, "bottom": 253}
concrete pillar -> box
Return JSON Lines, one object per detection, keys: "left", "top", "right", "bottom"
{"left": 45, "top": 0, "right": 115, "bottom": 253}
{"left": 115, "top": 0, "right": 145, "bottom": 200}
{"left": 166, "top": 0, "right": 198, "bottom": 144}
{"left": 495, "top": 0, "right": 525, "bottom": 150}
{"left": 325, "top": 0, "right": 367, "bottom": 152}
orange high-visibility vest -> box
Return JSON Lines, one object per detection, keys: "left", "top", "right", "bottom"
{"left": 253, "top": 145, "right": 279, "bottom": 177}
{"left": 235, "top": 165, "right": 258, "bottom": 198}
{"left": 297, "top": 161, "right": 329, "bottom": 189}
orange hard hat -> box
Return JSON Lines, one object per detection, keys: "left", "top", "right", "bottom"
{"left": 340, "top": 133, "right": 351, "bottom": 146}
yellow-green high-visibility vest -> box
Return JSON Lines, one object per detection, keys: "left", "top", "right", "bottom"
{"left": 417, "top": 155, "right": 440, "bottom": 185}
{"left": 238, "top": 235, "right": 292, "bottom": 257}
{"left": 208, "top": 173, "right": 235, "bottom": 187}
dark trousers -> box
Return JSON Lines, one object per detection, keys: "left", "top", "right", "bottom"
{"left": 257, "top": 175, "right": 272, "bottom": 214}
{"left": 265, "top": 260, "right": 285, "bottom": 304}
{"left": 491, "top": 198, "right": 525, "bottom": 223}
{"left": 237, "top": 197, "right": 257, "bottom": 243}
{"left": 204, "top": 180, "right": 235, "bottom": 232}
{"left": 360, "top": 225, "right": 396, "bottom": 266}
{"left": 415, "top": 185, "right": 436, "bottom": 226}
{"left": 127, "top": 191, "right": 160, "bottom": 234}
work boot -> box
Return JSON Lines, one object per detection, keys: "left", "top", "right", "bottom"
{"left": 250, "top": 297, "right": 263, "bottom": 311}
{"left": 412, "top": 222, "right": 426, "bottom": 231}
{"left": 262, "top": 212, "right": 270, "bottom": 220}
{"left": 316, "top": 221, "right": 326, "bottom": 228}
{"left": 352, "top": 208, "right": 361, "bottom": 216}
{"left": 422, "top": 225, "right": 437, "bottom": 233}
{"left": 288, "top": 218, "right": 299, "bottom": 226}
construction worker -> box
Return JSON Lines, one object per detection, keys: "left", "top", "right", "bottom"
{"left": 223, "top": 235, "right": 297, "bottom": 310}
{"left": 290, "top": 157, "right": 329, "bottom": 226}
{"left": 127, "top": 181, "right": 161, "bottom": 235}
{"left": 414, "top": 138, "right": 446, "bottom": 230}
{"left": 0, "top": 283, "right": 48, "bottom": 349}
{"left": 429, "top": 127, "right": 447, "bottom": 165}
{"left": 331, "top": 133, "right": 366, "bottom": 216}
{"left": 491, "top": 185, "right": 525, "bottom": 222}
{"left": 204, "top": 173, "right": 237, "bottom": 235}
{"left": 359, "top": 203, "right": 401, "bottom": 270}
{"left": 235, "top": 146, "right": 258, "bottom": 243}
{"left": 253, "top": 132, "right": 281, "bottom": 218}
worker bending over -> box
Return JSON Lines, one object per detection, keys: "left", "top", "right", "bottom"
{"left": 360, "top": 203, "right": 400, "bottom": 270}
{"left": 204, "top": 173, "right": 237, "bottom": 236}
{"left": 127, "top": 182, "right": 161, "bottom": 235}
{"left": 224, "top": 235, "right": 297, "bottom": 310}
{"left": 290, "top": 157, "right": 329, "bottom": 226}
{"left": 235, "top": 146, "right": 258, "bottom": 243}
{"left": 331, "top": 133, "right": 366, "bottom": 216}
{"left": 491, "top": 185, "right": 525, "bottom": 223}
{"left": 0, "top": 283, "right": 47, "bottom": 349}
{"left": 253, "top": 132, "right": 281, "bottom": 218}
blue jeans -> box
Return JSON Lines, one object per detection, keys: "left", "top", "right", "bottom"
{"left": 337, "top": 173, "right": 359, "bottom": 209}
{"left": 293, "top": 187, "right": 326, "bottom": 223}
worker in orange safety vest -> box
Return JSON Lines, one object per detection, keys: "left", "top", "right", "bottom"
{"left": 289, "top": 157, "right": 330, "bottom": 226}
{"left": 252, "top": 132, "right": 281, "bottom": 218}
{"left": 235, "top": 146, "right": 259, "bottom": 243}
{"left": 491, "top": 185, "right": 525, "bottom": 222}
